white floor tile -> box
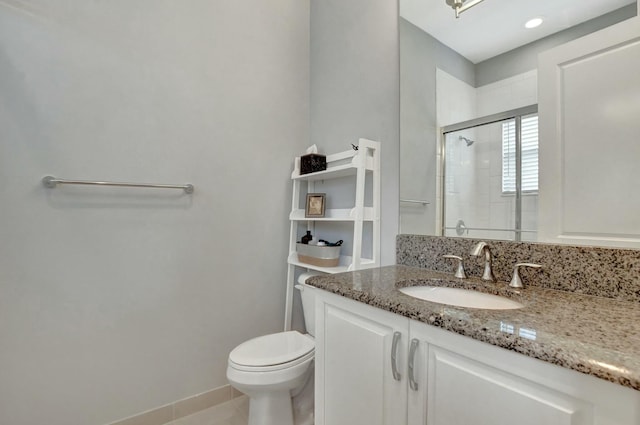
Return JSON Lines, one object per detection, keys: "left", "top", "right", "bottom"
{"left": 168, "top": 396, "right": 249, "bottom": 425}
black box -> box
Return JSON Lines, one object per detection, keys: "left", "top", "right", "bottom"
{"left": 300, "top": 154, "right": 327, "bottom": 174}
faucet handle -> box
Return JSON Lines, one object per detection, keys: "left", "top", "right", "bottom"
{"left": 510, "top": 263, "right": 542, "bottom": 288}
{"left": 443, "top": 255, "right": 467, "bottom": 279}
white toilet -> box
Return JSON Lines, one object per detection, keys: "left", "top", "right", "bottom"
{"left": 227, "top": 276, "right": 317, "bottom": 425}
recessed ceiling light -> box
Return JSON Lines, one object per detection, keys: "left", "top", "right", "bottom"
{"left": 525, "top": 18, "right": 543, "bottom": 29}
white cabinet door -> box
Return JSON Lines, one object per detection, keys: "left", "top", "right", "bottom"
{"left": 538, "top": 17, "right": 640, "bottom": 248}
{"left": 426, "top": 346, "right": 591, "bottom": 425}
{"left": 408, "top": 320, "right": 640, "bottom": 425}
{"left": 315, "top": 292, "right": 408, "bottom": 425}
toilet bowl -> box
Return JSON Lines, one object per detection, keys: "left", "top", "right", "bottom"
{"left": 227, "top": 331, "right": 314, "bottom": 425}
{"left": 226, "top": 277, "right": 317, "bottom": 425}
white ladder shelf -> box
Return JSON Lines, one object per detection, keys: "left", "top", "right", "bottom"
{"left": 283, "top": 138, "right": 381, "bottom": 330}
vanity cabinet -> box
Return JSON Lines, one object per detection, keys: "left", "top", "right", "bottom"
{"left": 408, "top": 323, "right": 615, "bottom": 425}
{"left": 315, "top": 290, "right": 640, "bottom": 425}
{"left": 315, "top": 290, "right": 408, "bottom": 425}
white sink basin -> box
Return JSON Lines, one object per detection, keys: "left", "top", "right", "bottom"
{"left": 399, "top": 286, "right": 524, "bottom": 310}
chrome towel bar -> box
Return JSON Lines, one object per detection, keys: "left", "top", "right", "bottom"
{"left": 42, "top": 176, "right": 194, "bottom": 194}
{"left": 400, "top": 199, "right": 430, "bottom": 205}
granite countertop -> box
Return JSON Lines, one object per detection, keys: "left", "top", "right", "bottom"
{"left": 306, "top": 265, "right": 640, "bottom": 392}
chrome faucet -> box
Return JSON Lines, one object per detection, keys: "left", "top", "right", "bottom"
{"left": 470, "top": 241, "right": 496, "bottom": 282}
{"left": 510, "top": 263, "right": 542, "bottom": 288}
{"left": 443, "top": 254, "right": 467, "bottom": 279}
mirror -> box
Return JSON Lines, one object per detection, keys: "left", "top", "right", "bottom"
{"left": 399, "top": 0, "right": 638, "bottom": 243}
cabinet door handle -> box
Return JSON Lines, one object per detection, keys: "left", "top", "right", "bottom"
{"left": 409, "top": 338, "right": 419, "bottom": 391}
{"left": 391, "top": 331, "right": 402, "bottom": 381}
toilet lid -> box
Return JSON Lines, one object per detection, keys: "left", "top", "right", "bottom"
{"left": 229, "top": 331, "right": 314, "bottom": 367}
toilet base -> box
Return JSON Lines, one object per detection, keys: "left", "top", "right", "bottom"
{"left": 226, "top": 329, "right": 315, "bottom": 425}
{"left": 292, "top": 366, "right": 314, "bottom": 425}
{"left": 248, "top": 390, "right": 294, "bottom": 425}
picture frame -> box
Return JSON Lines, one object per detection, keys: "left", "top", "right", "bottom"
{"left": 305, "top": 193, "right": 326, "bottom": 218}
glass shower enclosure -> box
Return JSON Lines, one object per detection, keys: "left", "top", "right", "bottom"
{"left": 441, "top": 105, "right": 538, "bottom": 242}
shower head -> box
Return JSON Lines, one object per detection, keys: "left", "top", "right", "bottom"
{"left": 459, "top": 136, "right": 475, "bottom": 146}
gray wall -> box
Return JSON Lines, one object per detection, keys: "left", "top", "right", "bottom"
{"left": 0, "top": 1, "right": 309, "bottom": 424}
{"left": 476, "top": 4, "right": 637, "bottom": 86}
{"left": 399, "top": 18, "right": 474, "bottom": 235}
{"left": 310, "top": 0, "right": 400, "bottom": 265}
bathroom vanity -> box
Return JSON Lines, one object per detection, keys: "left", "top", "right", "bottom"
{"left": 307, "top": 239, "right": 640, "bottom": 425}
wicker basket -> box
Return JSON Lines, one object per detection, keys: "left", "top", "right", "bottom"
{"left": 296, "top": 243, "right": 340, "bottom": 267}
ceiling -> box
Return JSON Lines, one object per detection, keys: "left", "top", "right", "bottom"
{"left": 400, "top": 0, "right": 636, "bottom": 63}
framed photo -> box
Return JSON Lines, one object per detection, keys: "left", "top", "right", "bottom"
{"left": 305, "top": 193, "right": 326, "bottom": 218}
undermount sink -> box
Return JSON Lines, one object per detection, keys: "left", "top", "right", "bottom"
{"left": 399, "top": 286, "right": 524, "bottom": 310}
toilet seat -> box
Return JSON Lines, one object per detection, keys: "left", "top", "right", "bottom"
{"left": 229, "top": 349, "right": 314, "bottom": 373}
{"left": 229, "top": 331, "right": 314, "bottom": 372}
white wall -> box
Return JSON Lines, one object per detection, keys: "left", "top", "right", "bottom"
{"left": 310, "top": 0, "right": 400, "bottom": 265}
{"left": 0, "top": 1, "right": 309, "bottom": 424}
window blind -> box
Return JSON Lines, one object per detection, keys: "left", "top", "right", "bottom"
{"left": 502, "top": 115, "right": 538, "bottom": 193}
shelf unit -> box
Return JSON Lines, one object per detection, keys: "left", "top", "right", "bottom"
{"left": 283, "top": 138, "right": 380, "bottom": 330}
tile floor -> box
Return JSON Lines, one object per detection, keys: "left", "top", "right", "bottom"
{"left": 167, "top": 396, "right": 249, "bottom": 425}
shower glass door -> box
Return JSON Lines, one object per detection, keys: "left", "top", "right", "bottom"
{"left": 441, "top": 106, "right": 538, "bottom": 242}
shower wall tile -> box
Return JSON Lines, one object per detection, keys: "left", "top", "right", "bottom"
{"left": 476, "top": 69, "right": 538, "bottom": 116}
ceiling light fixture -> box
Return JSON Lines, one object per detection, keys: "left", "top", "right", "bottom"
{"left": 525, "top": 17, "right": 543, "bottom": 29}
{"left": 446, "top": 0, "right": 486, "bottom": 18}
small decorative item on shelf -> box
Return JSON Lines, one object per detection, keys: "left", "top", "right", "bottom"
{"left": 300, "top": 153, "right": 327, "bottom": 174}
{"left": 318, "top": 239, "right": 343, "bottom": 247}
{"left": 301, "top": 231, "right": 313, "bottom": 244}
{"left": 300, "top": 144, "right": 327, "bottom": 174}
{"left": 305, "top": 193, "right": 326, "bottom": 218}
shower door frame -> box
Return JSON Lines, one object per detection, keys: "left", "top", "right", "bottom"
{"left": 440, "top": 104, "right": 538, "bottom": 241}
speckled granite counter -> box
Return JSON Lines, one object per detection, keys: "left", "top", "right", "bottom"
{"left": 306, "top": 265, "right": 640, "bottom": 392}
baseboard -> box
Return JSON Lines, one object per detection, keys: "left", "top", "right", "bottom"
{"left": 107, "top": 384, "right": 244, "bottom": 425}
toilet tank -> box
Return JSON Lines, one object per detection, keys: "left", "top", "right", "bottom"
{"left": 295, "top": 274, "right": 319, "bottom": 337}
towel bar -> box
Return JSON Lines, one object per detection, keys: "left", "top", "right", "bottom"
{"left": 42, "top": 176, "right": 194, "bottom": 194}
